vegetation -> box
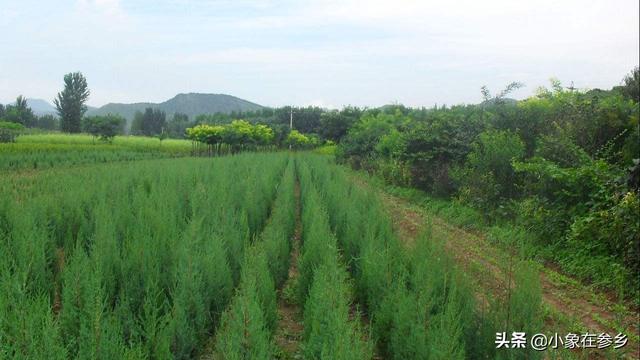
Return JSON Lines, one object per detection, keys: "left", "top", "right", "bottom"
{"left": 131, "top": 108, "right": 167, "bottom": 136}
{"left": 0, "top": 154, "right": 288, "bottom": 358}
{"left": 336, "top": 70, "right": 640, "bottom": 299}
{"left": 0, "top": 121, "right": 25, "bottom": 143}
{"left": 82, "top": 114, "right": 126, "bottom": 142}
{"left": 0, "top": 134, "right": 192, "bottom": 170}
{"left": 54, "top": 72, "right": 90, "bottom": 133}
{"left": 0, "top": 66, "right": 636, "bottom": 358}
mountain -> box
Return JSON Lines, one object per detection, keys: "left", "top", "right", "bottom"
{"left": 86, "top": 93, "right": 264, "bottom": 120}
{"left": 26, "top": 98, "right": 57, "bottom": 116}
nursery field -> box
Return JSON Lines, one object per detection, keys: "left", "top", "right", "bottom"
{"left": 0, "top": 153, "right": 635, "bottom": 359}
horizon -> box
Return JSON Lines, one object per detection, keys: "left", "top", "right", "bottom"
{"left": 2, "top": 0, "right": 638, "bottom": 109}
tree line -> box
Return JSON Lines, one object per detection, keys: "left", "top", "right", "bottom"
{"left": 336, "top": 67, "right": 639, "bottom": 299}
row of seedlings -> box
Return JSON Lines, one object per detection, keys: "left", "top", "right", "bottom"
{"left": 296, "top": 158, "right": 373, "bottom": 359}
{"left": 0, "top": 153, "right": 289, "bottom": 359}
{"left": 302, "top": 154, "right": 544, "bottom": 359}
{"left": 213, "top": 158, "right": 297, "bottom": 358}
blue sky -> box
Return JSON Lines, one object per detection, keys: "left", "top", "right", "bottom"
{"left": 1, "top": 0, "right": 638, "bottom": 108}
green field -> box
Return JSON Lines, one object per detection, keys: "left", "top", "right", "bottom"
{"left": 0, "top": 134, "right": 192, "bottom": 171}
{"left": 0, "top": 149, "right": 554, "bottom": 359}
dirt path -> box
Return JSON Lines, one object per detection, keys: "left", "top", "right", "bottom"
{"left": 352, "top": 174, "right": 640, "bottom": 359}
{"left": 274, "top": 180, "right": 304, "bottom": 359}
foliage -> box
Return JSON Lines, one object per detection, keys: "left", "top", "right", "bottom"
{"left": 319, "top": 108, "right": 359, "bottom": 142}
{"left": 615, "top": 66, "right": 639, "bottom": 101}
{"left": 453, "top": 130, "right": 525, "bottom": 212}
{"left": 563, "top": 191, "right": 639, "bottom": 294}
{"left": 185, "top": 120, "right": 276, "bottom": 153}
{"left": 131, "top": 107, "right": 167, "bottom": 136}
{"left": 35, "top": 114, "right": 59, "bottom": 130}
{"left": 82, "top": 114, "right": 126, "bottom": 142}
{"left": 0, "top": 121, "right": 25, "bottom": 143}
{"left": 2, "top": 95, "right": 36, "bottom": 127}
{"left": 54, "top": 72, "right": 90, "bottom": 133}
{"left": 285, "top": 129, "right": 315, "bottom": 149}
{"left": 0, "top": 153, "right": 288, "bottom": 358}
{"left": 0, "top": 133, "right": 192, "bottom": 170}
{"left": 336, "top": 67, "right": 640, "bottom": 298}
{"left": 166, "top": 112, "right": 191, "bottom": 138}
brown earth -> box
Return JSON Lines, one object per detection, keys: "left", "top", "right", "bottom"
{"left": 274, "top": 180, "right": 304, "bottom": 359}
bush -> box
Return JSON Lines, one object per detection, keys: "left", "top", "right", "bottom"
{"left": 563, "top": 192, "right": 639, "bottom": 293}
{"left": 453, "top": 129, "right": 525, "bottom": 212}
{"left": 82, "top": 114, "right": 125, "bottom": 142}
{"left": 0, "top": 120, "right": 25, "bottom": 142}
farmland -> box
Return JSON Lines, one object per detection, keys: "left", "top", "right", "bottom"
{"left": 0, "top": 134, "right": 192, "bottom": 171}
{"left": 0, "top": 147, "right": 534, "bottom": 358}
{"left": 2, "top": 145, "right": 632, "bottom": 359}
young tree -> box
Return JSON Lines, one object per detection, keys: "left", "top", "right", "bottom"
{"left": 54, "top": 72, "right": 90, "bottom": 133}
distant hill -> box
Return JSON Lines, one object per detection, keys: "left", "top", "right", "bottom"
{"left": 86, "top": 93, "right": 264, "bottom": 120}
{"left": 26, "top": 98, "right": 57, "bottom": 116}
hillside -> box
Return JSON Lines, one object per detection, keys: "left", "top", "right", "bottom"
{"left": 26, "top": 98, "right": 57, "bottom": 116}
{"left": 86, "top": 93, "right": 264, "bottom": 120}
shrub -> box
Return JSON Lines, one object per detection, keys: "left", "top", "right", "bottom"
{"left": 453, "top": 130, "right": 525, "bottom": 212}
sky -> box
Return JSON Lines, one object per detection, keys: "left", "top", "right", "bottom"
{"left": 1, "top": 0, "right": 638, "bottom": 109}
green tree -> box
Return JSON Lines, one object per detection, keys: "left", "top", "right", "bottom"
{"left": 453, "top": 129, "right": 525, "bottom": 211}
{"left": 616, "top": 66, "right": 639, "bottom": 101}
{"left": 167, "top": 112, "right": 191, "bottom": 138}
{"left": 54, "top": 72, "right": 90, "bottom": 133}
{"left": 285, "top": 129, "right": 311, "bottom": 149}
{"left": 82, "top": 114, "right": 125, "bottom": 143}
{"left": 35, "top": 114, "right": 59, "bottom": 130}
{"left": 131, "top": 108, "right": 166, "bottom": 136}
{"left": 0, "top": 121, "right": 25, "bottom": 143}
{"left": 319, "top": 110, "right": 356, "bottom": 142}
{"left": 4, "top": 95, "right": 35, "bottom": 126}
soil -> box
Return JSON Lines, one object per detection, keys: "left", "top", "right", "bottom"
{"left": 273, "top": 180, "right": 305, "bottom": 359}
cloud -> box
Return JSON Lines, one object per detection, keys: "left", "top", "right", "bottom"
{"left": 0, "top": 0, "right": 637, "bottom": 107}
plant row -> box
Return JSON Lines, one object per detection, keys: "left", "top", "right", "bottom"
{"left": 296, "top": 158, "right": 373, "bottom": 359}
{"left": 0, "top": 153, "right": 287, "bottom": 359}
{"left": 301, "top": 154, "right": 545, "bottom": 359}
{"left": 213, "top": 157, "right": 297, "bottom": 358}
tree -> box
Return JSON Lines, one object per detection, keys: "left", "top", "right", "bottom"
{"left": 35, "top": 114, "right": 59, "bottom": 130}
{"left": 0, "top": 121, "right": 24, "bottom": 143}
{"left": 82, "top": 114, "right": 125, "bottom": 142}
{"left": 167, "top": 112, "right": 191, "bottom": 138}
{"left": 285, "top": 130, "right": 312, "bottom": 149}
{"left": 4, "top": 95, "right": 35, "bottom": 126}
{"left": 319, "top": 110, "right": 356, "bottom": 142}
{"left": 54, "top": 72, "right": 90, "bottom": 133}
{"left": 617, "top": 67, "right": 639, "bottom": 102}
{"left": 131, "top": 108, "right": 166, "bottom": 136}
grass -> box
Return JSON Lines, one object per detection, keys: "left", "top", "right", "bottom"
{"left": 0, "top": 133, "right": 193, "bottom": 171}
{"left": 16, "top": 133, "right": 192, "bottom": 151}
